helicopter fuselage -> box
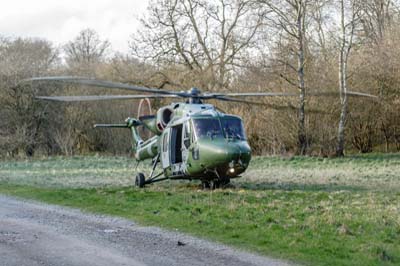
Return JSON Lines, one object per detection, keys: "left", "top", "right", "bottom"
{"left": 133, "top": 103, "right": 251, "bottom": 182}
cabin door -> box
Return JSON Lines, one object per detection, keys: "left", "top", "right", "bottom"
{"left": 161, "top": 129, "right": 171, "bottom": 169}
{"left": 170, "top": 124, "right": 185, "bottom": 175}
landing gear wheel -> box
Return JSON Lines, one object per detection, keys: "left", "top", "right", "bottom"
{"left": 201, "top": 181, "right": 211, "bottom": 190}
{"left": 220, "top": 178, "right": 231, "bottom": 187}
{"left": 211, "top": 180, "right": 221, "bottom": 189}
{"left": 135, "top": 173, "right": 146, "bottom": 188}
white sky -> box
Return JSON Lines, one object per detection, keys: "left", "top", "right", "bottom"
{"left": 0, "top": 0, "right": 149, "bottom": 54}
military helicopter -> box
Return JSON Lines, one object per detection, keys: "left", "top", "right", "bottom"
{"left": 25, "top": 76, "right": 377, "bottom": 189}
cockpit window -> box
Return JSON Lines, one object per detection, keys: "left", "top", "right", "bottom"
{"left": 193, "top": 118, "right": 223, "bottom": 139}
{"left": 221, "top": 117, "right": 246, "bottom": 140}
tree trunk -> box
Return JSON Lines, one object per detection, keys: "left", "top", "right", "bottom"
{"left": 336, "top": 96, "right": 348, "bottom": 156}
{"left": 336, "top": 0, "right": 349, "bottom": 157}
{"left": 296, "top": 6, "right": 307, "bottom": 155}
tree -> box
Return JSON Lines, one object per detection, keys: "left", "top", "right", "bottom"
{"left": 359, "top": 0, "right": 399, "bottom": 44}
{"left": 335, "top": 0, "right": 362, "bottom": 156}
{"left": 54, "top": 29, "right": 112, "bottom": 155}
{"left": 0, "top": 37, "right": 58, "bottom": 156}
{"left": 131, "top": 0, "right": 265, "bottom": 90}
{"left": 64, "top": 28, "right": 110, "bottom": 70}
{"left": 260, "top": 0, "right": 312, "bottom": 155}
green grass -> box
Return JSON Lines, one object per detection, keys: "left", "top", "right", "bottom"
{"left": 0, "top": 154, "right": 399, "bottom": 266}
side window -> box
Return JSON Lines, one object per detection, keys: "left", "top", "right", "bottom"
{"left": 191, "top": 120, "right": 196, "bottom": 143}
{"left": 163, "top": 133, "right": 168, "bottom": 152}
{"left": 183, "top": 122, "right": 191, "bottom": 148}
{"left": 184, "top": 122, "right": 189, "bottom": 139}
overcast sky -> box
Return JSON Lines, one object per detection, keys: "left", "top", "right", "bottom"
{"left": 0, "top": 0, "right": 149, "bottom": 54}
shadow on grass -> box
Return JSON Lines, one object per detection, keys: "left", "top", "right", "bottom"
{"left": 235, "top": 181, "right": 367, "bottom": 192}
{"left": 250, "top": 152, "right": 400, "bottom": 165}
{"left": 158, "top": 179, "right": 370, "bottom": 192}
{"left": 344, "top": 152, "right": 400, "bottom": 161}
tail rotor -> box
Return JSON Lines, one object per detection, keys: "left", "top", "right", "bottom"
{"left": 137, "top": 98, "right": 153, "bottom": 139}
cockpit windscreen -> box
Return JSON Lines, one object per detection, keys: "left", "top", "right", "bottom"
{"left": 193, "top": 117, "right": 246, "bottom": 140}
{"left": 221, "top": 117, "right": 246, "bottom": 140}
{"left": 193, "top": 118, "right": 223, "bottom": 139}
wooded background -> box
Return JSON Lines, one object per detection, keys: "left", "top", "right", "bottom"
{"left": 1, "top": 0, "right": 400, "bottom": 158}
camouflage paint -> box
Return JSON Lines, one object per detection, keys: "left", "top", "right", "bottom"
{"left": 128, "top": 102, "right": 252, "bottom": 181}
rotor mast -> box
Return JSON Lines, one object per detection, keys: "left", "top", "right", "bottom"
{"left": 187, "top": 87, "right": 203, "bottom": 104}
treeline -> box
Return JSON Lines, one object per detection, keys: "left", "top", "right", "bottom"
{"left": 1, "top": 0, "right": 400, "bottom": 158}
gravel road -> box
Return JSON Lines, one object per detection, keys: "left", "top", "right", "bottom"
{"left": 0, "top": 195, "right": 293, "bottom": 266}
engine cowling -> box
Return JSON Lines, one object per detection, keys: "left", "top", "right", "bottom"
{"left": 156, "top": 107, "right": 173, "bottom": 133}
{"left": 139, "top": 106, "right": 174, "bottom": 135}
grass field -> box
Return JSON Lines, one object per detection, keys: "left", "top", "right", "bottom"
{"left": 0, "top": 154, "right": 399, "bottom": 265}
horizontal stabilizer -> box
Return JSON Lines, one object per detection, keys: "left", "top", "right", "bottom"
{"left": 139, "top": 115, "right": 156, "bottom": 121}
{"left": 94, "top": 124, "right": 128, "bottom": 128}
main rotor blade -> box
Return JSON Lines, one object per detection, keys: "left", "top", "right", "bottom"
{"left": 206, "top": 91, "right": 378, "bottom": 99}
{"left": 215, "top": 96, "right": 297, "bottom": 111}
{"left": 215, "top": 96, "right": 326, "bottom": 114}
{"left": 24, "top": 76, "right": 189, "bottom": 97}
{"left": 204, "top": 92, "right": 298, "bottom": 98}
{"left": 36, "top": 94, "right": 179, "bottom": 102}
{"left": 309, "top": 91, "right": 378, "bottom": 98}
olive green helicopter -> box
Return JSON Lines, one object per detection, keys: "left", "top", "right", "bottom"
{"left": 25, "top": 77, "right": 377, "bottom": 189}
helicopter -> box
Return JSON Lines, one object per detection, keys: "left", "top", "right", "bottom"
{"left": 24, "top": 76, "right": 378, "bottom": 189}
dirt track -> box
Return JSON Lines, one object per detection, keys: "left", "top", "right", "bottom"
{"left": 0, "top": 195, "right": 292, "bottom": 266}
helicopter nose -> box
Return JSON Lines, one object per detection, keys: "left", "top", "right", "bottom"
{"left": 198, "top": 140, "right": 251, "bottom": 169}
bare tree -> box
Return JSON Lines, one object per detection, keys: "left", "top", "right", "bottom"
{"left": 260, "top": 0, "right": 312, "bottom": 155}
{"left": 336, "top": 0, "right": 362, "bottom": 156}
{"left": 55, "top": 29, "right": 112, "bottom": 155}
{"left": 131, "top": 0, "right": 265, "bottom": 90}
{"left": 360, "top": 0, "right": 399, "bottom": 44}
{"left": 0, "top": 37, "right": 58, "bottom": 156}
{"left": 64, "top": 28, "right": 110, "bottom": 69}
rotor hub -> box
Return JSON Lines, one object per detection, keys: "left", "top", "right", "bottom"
{"left": 188, "top": 87, "right": 201, "bottom": 96}
{"left": 187, "top": 87, "right": 203, "bottom": 104}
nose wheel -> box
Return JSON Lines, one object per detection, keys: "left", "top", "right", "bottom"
{"left": 201, "top": 180, "right": 221, "bottom": 190}
{"left": 211, "top": 180, "right": 220, "bottom": 189}
{"left": 201, "top": 181, "right": 211, "bottom": 189}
